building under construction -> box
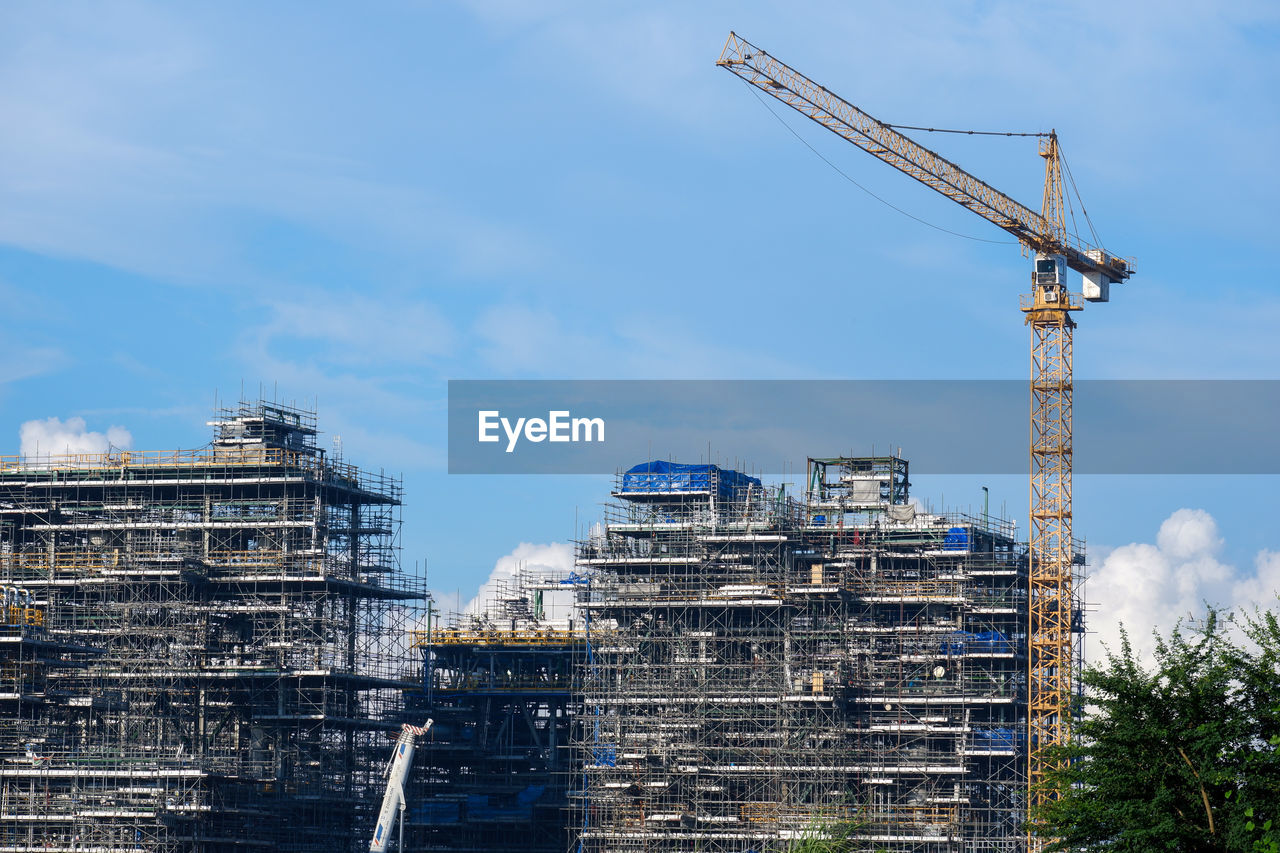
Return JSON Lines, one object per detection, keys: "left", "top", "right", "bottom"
{"left": 407, "top": 569, "right": 583, "bottom": 853}
{"left": 573, "top": 457, "right": 1081, "bottom": 852}
{"left": 0, "top": 401, "right": 426, "bottom": 852}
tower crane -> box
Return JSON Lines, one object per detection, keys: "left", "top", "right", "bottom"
{"left": 716, "top": 31, "right": 1133, "bottom": 844}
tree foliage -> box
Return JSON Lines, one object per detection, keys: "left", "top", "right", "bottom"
{"left": 783, "top": 816, "right": 871, "bottom": 852}
{"left": 1033, "top": 608, "right": 1280, "bottom": 852}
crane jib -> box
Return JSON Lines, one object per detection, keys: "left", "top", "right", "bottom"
{"left": 717, "top": 32, "right": 1132, "bottom": 283}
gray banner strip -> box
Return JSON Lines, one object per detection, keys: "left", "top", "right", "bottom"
{"left": 447, "top": 380, "right": 1279, "bottom": 475}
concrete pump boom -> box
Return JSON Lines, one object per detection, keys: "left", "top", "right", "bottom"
{"left": 370, "top": 720, "right": 432, "bottom": 853}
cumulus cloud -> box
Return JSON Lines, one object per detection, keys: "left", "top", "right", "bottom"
{"left": 1233, "top": 550, "right": 1280, "bottom": 619}
{"left": 19, "top": 416, "right": 132, "bottom": 457}
{"left": 1156, "top": 509, "right": 1225, "bottom": 560}
{"left": 459, "top": 542, "right": 576, "bottom": 622}
{"left": 1087, "top": 508, "right": 1278, "bottom": 665}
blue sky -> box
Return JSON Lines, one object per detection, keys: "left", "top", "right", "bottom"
{"left": 1, "top": 2, "right": 1278, "bottom": 641}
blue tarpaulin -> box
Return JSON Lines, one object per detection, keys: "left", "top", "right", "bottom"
{"left": 517, "top": 785, "right": 546, "bottom": 805}
{"left": 974, "top": 728, "right": 1020, "bottom": 749}
{"left": 412, "top": 802, "right": 460, "bottom": 824}
{"left": 943, "top": 527, "right": 970, "bottom": 551}
{"left": 465, "top": 787, "right": 547, "bottom": 822}
{"left": 621, "top": 461, "right": 761, "bottom": 501}
{"left": 940, "top": 630, "right": 1010, "bottom": 656}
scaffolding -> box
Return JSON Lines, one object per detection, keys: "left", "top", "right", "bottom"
{"left": 0, "top": 401, "right": 426, "bottom": 852}
{"left": 571, "top": 457, "right": 1084, "bottom": 852}
{"left": 405, "top": 570, "right": 585, "bottom": 852}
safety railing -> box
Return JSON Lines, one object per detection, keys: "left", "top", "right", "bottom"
{"left": 0, "top": 446, "right": 307, "bottom": 472}
{"left": 0, "top": 447, "right": 401, "bottom": 500}
{"left": 418, "top": 627, "right": 589, "bottom": 647}
{"left": 7, "top": 549, "right": 378, "bottom": 576}
{"left": 429, "top": 673, "right": 576, "bottom": 692}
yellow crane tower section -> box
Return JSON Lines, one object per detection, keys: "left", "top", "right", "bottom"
{"left": 716, "top": 31, "right": 1134, "bottom": 845}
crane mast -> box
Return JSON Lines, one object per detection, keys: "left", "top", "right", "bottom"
{"left": 717, "top": 31, "right": 1133, "bottom": 847}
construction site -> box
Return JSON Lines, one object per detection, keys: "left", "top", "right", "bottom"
{"left": 0, "top": 24, "right": 1131, "bottom": 850}
{"left": 0, "top": 401, "right": 427, "bottom": 852}
{"left": 0, "top": 416, "right": 1083, "bottom": 853}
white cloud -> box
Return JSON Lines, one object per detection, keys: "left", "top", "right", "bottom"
{"left": 0, "top": 344, "right": 68, "bottom": 384}
{"left": 451, "top": 4, "right": 722, "bottom": 128}
{"left": 20, "top": 416, "right": 132, "bottom": 457}
{"left": 430, "top": 589, "right": 465, "bottom": 621}
{"left": 1086, "top": 508, "right": 1279, "bottom": 666}
{"left": 1233, "top": 550, "right": 1280, "bottom": 619}
{"left": 472, "top": 302, "right": 804, "bottom": 379}
{"left": 473, "top": 304, "right": 592, "bottom": 376}
{"left": 0, "top": 5, "right": 549, "bottom": 288}
{"left": 254, "top": 292, "right": 457, "bottom": 368}
{"left": 1156, "top": 508, "right": 1225, "bottom": 561}
{"left": 458, "top": 542, "right": 576, "bottom": 622}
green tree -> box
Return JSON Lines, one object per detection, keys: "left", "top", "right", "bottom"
{"left": 1232, "top": 608, "right": 1280, "bottom": 853}
{"left": 1032, "top": 608, "right": 1280, "bottom": 852}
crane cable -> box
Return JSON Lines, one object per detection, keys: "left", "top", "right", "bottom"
{"left": 1059, "top": 148, "right": 1105, "bottom": 250}
{"left": 884, "top": 123, "right": 1050, "bottom": 138}
{"left": 742, "top": 80, "right": 1016, "bottom": 245}
{"left": 899, "top": 122, "right": 1109, "bottom": 254}
{"left": 897, "top": 122, "right": 1108, "bottom": 252}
